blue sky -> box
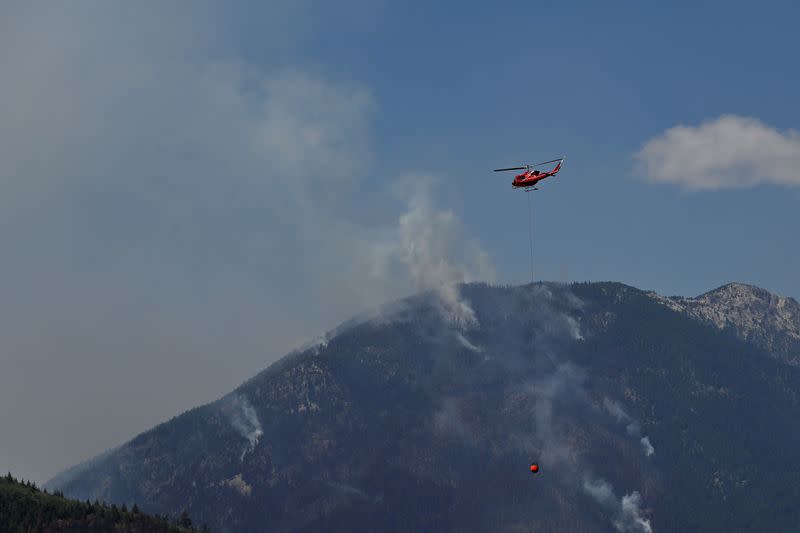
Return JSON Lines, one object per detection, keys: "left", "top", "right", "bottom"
{"left": 222, "top": 1, "right": 800, "bottom": 297}
{"left": 1, "top": 1, "right": 798, "bottom": 482}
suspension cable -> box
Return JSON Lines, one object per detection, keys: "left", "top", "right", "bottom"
{"left": 526, "top": 190, "right": 534, "bottom": 284}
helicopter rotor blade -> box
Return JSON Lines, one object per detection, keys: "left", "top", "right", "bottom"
{"left": 531, "top": 157, "right": 564, "bottom": 167}
{"left": 494, "top": 166, "right": 528, "bottom": 172}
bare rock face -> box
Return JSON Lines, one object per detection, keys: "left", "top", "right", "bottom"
{"left": 673, "top": 283, "right": 800, "bottom": 340}
{"left": 648, "top": 283, "right": 800, "bottom": 364}
{"left": 50, "top": 282, "right": 800, "bottom": 533}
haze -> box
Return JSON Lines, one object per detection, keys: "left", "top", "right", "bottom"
{"left": 1, "top": 1, "right": 798, "bottom": 483}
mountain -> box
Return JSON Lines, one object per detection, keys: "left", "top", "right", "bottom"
{"left": 658, "top": 282, "right": 800, "bottom": 365}
{"left": 48, "top": 282, "right": 800, "bottom": 532}
{"left": 0, "top": 473, "right": 201, "bottom": 532}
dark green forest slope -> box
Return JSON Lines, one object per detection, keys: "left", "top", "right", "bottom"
{"left": 1, "top": 474, "right": 203, "bottom": 532}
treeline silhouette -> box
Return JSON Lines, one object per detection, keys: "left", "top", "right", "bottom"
{"left": 1, "top": 473, "right": 208, "bottom": 532}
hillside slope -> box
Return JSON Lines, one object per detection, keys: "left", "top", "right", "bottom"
{"left": 49, "top": 282, "right": 800, "bottom": 532}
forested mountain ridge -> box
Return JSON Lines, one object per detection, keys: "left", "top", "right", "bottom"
{"left": 49, "top": 282, "right": 800, "bottom": 532}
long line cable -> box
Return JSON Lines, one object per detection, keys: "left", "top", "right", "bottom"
{"left": 526, "top": 190, "right": 534, "bottom": 284}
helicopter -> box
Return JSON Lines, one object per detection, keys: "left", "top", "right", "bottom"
{"left": 494, "top": 157, "right": 565, "bottom": 191}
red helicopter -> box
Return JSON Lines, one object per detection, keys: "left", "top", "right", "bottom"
{"left": 494, "top": 157, "right": 565, "bottom": 190}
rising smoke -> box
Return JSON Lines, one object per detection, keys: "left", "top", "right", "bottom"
{"left": 529, "top": 361, "right": 589, "bottom": 464}
{"left": 602, "top": 397, "right": 656, "bottom": 458}
{"left": 618, "top": 492, "right": 653, "bottom": 533}
{"left": 583, "top": 479, "right": 652, "bottom": 533}
{"left": 428, "top": 284, "right": 655, "bottom": 531}
{"left": 510, "top": 286, "right": 654, "bottom": 531}
{"left": 0, "top": 2, "right": 501, "bottom": 482}
{"left": 298, "top": 177, "right": 497, "bottom": 345}
{"left": 386, "top": 178, "right": 495, "bottom": 328}
{"left": 221, "top": 394, "right": 264, "bottom": 461}
{"left": 640, "top": 437, "right": 655, "bottom": 457}
{"left": 455, "top": 332, "right": 482, "bottom": 352}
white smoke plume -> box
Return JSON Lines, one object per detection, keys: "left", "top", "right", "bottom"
{"left": 0, "top": 1, "right": 506, "bottom": 481}
{"left": 640, "top": 436, "right": 655, "bottom": 457}
{"left": 426, "top": 285, "right": 654, "bottom": 531}
{"left": 583, "top": 479, "right": 653, "bottom": 533}
{"left": 529, "top": 362, "right": 588, "bottom": 464}
{"left": 396, "top": 182, "right": 493, "bottom": 327}
{"left": 371, "top": 178, "right": 495, "bottom": 328}
{"left": 583, "top": 478, "right": 617, "bottom": 508}
{"left": 602, "top": 397, "right": 655, "bottom": 458}
{"left": 531, "top": 284, "right": 585, "bottom": 342}
{"left": 603, "top": 397, "right": 632, "bottom": 424}
{"left": 626, "top": 421, "right": 642, "bottom": 437}
{"left": 565, "top": 314, "right": 585, "bottom": 341}
{"left": 502, "top": 289, "right": 655, "bottom": 532}
{"left": 618, "top": 491, "right": 653, "bottom": 533}
{"left": 223, "top": 473, "right": 253, "bottom": 497}
{"left": 223, "top": 394, "right": 264, "bottom": 461}
{"left": 455, "top": 332, "right": 482, "bottom": 352}
{"left": 432, "top": 285, "right": 586, "bottom": 455}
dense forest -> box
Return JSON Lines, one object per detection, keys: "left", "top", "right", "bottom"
{"left": 1, "top": 473, "right": 206, "bottom": 532}
{"left": 47, "top": 282, "right": 800, "bottom": 531}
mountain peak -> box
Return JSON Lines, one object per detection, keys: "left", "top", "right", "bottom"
{"left": 698, "top": 281, "right": 775, "bottom": 300}
{"left": 659, "top": 282, "right": 800, "bottom": 360}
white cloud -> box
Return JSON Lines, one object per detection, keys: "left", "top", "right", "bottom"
{"left": 635, "top": 115, "right": 800, "bottom": 190}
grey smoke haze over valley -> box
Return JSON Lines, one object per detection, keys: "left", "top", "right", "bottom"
{"left": 0, "top": 2, "right": 492, "bottom": 483}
